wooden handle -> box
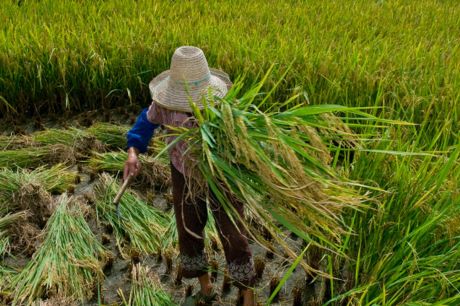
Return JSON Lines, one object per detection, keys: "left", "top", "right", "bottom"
{"left": 113, "top": 175, "right": 133, "bottom": 204}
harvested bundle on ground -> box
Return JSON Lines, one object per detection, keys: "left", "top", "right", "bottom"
{"left": 10, "top": 194, "right": 109, "bottom": 305}
{"left": 0, "top": 144, "right": 75, "bottom": 168}
{"left": 0, "top": 211, "right": 28, "bottom": 255}
{"left": 88, "top": 151, "right": 170, "bottom": 190}
{"left": 124, "top": 264, "right": 176, "bottom": 306}
{"left": 94, "top": 174, "right": 169, "bottom": 256}
{"left": 32, "top": 128, "right": 105, "bottom": 158}
{"left": 0, "top": 219, "right": 16, "bottom": 303}
{"left": 32, "top": 127, "right": 87, "bottom": 146}
{"left": 0, "top": 264, "right": 16, "bottom": 305}
{"left": 0, "top": 134, "right": 36, "bottom": 150}
{"left": 86, "top": 122, "right": 129, "bottom": 149}
{"left": 171, "top": 82, "right": 396, "bottom": 271}
{"left": 0, "top": 164, "right": 78, "bottom": 216}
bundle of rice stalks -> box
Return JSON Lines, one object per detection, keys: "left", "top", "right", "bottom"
{"left": 10, "top": 194, "right": 109, "bottom": 305}
{"left": 0, "top": 134, "right": 36, "bottom": 150}
{"left": 1, "top": 217, "right": 17, "bottom": 304}
{"left": 32, "top": 128, "right": 105, "bottom": 158}
{"left": 86, "top": 122, "right": 130, "bottom": 149}
{"left": 0, "top": 264, "right": 16, "bottom": 304}
{"left": 32, "top": 127, "right": 87, "bottom": 146}
{"left": 0, "top": 167, "right": 58, "bottom": 254}
{"left": 0, "top": 144, "right": 75, "bottom": 168}
{"left": 0, "top": 211, "right": 28, "bottom": 255}
{"left": 123, "top": 264, "right": 176, "bottom": 306}
{"left": 0, "top": 164, "right": 78, "bottom": 216}
{"left": 171, "top": 81, "right": 402, "bottom": 271}
{"left": 94, "top": 174, "right": 169, "bottom": 256}
{"left": 88, "top": 151, "right": 170, "bottom": 190}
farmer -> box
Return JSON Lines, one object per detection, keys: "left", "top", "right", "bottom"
{"left": 124, "top": 46, "right": 256, "bottom": 306}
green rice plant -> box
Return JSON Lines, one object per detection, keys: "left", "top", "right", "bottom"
{"left": 94, "top": 174, "right": 170, "bottom": 256}
{"left": 167, "top": 80, "right": 408, "bottom": 273}
{"left": 121, "top": 263, "right": 176, "bottom": 306}
{"left": 86, "top": 122, "right": 129, "bottom": 149}
{"left": 88, "top": 151, "right": 170, "bottom": 189}
{"left": 0, "top": 164, "right": 78, "bottom": 215}
{"left": 322, "top": 140, "right": 460, "bottom": 305}
{"left": 1, "top": 0, "right": 459, "bottom": 151}
{"left": 10, "top": 194, "right": 109, "bottom": 305}
{"left": 0, "top": 144, "right": 75, "bottom": 168}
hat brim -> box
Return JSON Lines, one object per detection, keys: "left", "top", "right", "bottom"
{"left": 149, "top": 68, "right": 231, "bottom": 112}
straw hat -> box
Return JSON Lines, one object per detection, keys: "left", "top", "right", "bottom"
{"left": 149, "top": 46, "right": 231, "bottom": 112}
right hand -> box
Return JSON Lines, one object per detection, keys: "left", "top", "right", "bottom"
{"left": 123, "top": 147, "right": 141, "bottom": 181}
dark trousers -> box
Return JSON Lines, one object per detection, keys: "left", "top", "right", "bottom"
{"left": 171, "top": 163, "right": 256, "bottom": 288}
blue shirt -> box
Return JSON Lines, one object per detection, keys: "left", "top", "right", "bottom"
{"left": 126, "top": 108, "right": 160, "bottom": 153}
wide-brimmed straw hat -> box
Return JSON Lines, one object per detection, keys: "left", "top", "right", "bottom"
{"left": 149, "top": 46, "right": 231, "bottom": 112}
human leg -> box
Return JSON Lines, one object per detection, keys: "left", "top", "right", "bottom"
{"left": 209, "top": 194, "right": 256, "bottom": 305}
{"left": 170, "top": 163, "right": 209, "bottom": 281}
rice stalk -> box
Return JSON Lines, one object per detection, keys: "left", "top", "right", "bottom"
{"left": 0, "top": 264, "right": 16, "bottom": 299}
{"left": 32, "top": 127, "right": 87, "bottom": 146}
{"left": 86, "top": 122, "right": 129, "bottom": 149}
{"left": 124, "top": 263, "right": 176, "bottom": 306}
{"left": 0, "top": 164, "right": 78, "bottom": 215}
{"left": 0, "top": 134, "right": 36, "bottom": 150}
{"left": 32, "top": 127, "right": 105, "bottom": 158}
{"left": 0, "top": 144, "right": 75, "bottom": 168}
{"left": 0, "top": 211, "right": 28, "bottom": 255}
{"left": 10, "top": 194, "right": 109, "bottom": 305}
{"left": 172, "top": 82, "right": 404, "bottom": 272}
{"left": 94, "top": 174, "right": 169, "bottom": 256}
{"left": 88, "top": 151, "right": 170, "bottom": 190}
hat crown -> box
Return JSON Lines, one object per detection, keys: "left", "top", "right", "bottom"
{"left": 149, "top": 45, "right": 230, "bottom": 112}
{"left": 169, "top": 46, "right": 211, "bottom": 86}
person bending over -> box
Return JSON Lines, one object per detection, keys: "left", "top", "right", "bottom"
{"left": 124, "top": 46, "right": 256, "bottom": 306}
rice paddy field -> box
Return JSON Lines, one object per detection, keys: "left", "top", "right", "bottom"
{"left": 1, "top": 0, "right": 459, "bottom": 305}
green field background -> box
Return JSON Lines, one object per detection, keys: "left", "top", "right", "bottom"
{"left": 1, "top": 0, "right": 459, "bottom": 145}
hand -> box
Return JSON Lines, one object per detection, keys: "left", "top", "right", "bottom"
{"left": 123, "top": 147, "right": 140, "bottom": 181}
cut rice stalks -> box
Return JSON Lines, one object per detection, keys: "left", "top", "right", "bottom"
{"left": 0, "top": 164, "right": 78, "bottom": 216}
{"left": 88, "top": 151, "right": 170, "bottom": 190}
{"left": 86, "top": 122, "right": 130, "bottom": 150}
{"left": 0, "top": 144, "right": 76, "bottom": 168}
{"left": 94, "top": 174, "right": 169, "bottom": 257}
{"left": 0, "top": 165, "right": 76, "bottom": 254}
{"left": 169, "top": 80, "right": 404, "bottom": 272}
{"left": 32, "top": 128, "right": 105, "bottom": 158}
{"left": 0, "top": 211, "right": 28, "bottom": 255}
{"left": 121, "top": 263, "right": 176, "bottom": 306}
{"left": 10, "top": 194, "right": 109, "bottom": 305}
{"left": 0, "top": 134, "right": 36, "bottom": 150}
